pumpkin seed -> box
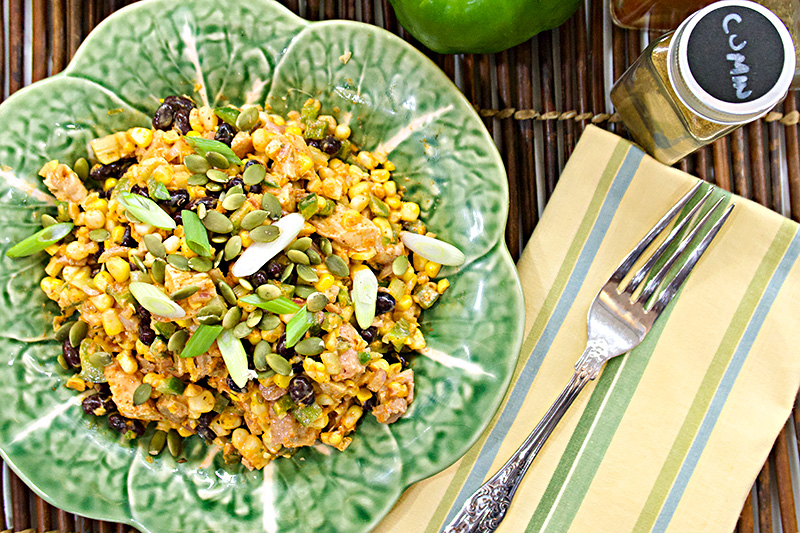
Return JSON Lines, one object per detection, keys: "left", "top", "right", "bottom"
{"left": 239, "top": 279, "right": 253, "bottom": 291}
{"left": 256, "top": 284, "right": 282, "bottom": 301}
{"left": 288, "top": 237, "right": 312, "bottom": 252}
{"left": 221, "top": 193, "right": 246, "bottom": 211}
{"left": 281, "top": 263, "right": 294, "bottom": 282}
{"left": 294, "top": 337, "right": 324, "bottom": 356}
{"left": 287, "top": 249, "right": 310, "bottom": 265}
{"left": 167, "top": 429, "right": 182, "bottom": 457}
{"left": 241, "top": 210, "right": 269, "bottom": 230}
{"left": 197, "top": 314, "right": 222, "bottom": 326}
{"left": 259, "top": 314, "right": 281, "bottom": 331}
{"left": 224, "top": 235, "right": 242, "bottom": 260}
{"left": 57, "top": 354, "right": 69, "bottom": 370}
{"left": 170, "top": 286, "right": 199, "bottom": 300}
{"left": 167, "top": 254, "right": 190, "bottom": 271}
{"left": 206, "top": 169, "right": 229, "bottom": 183}
{"left": 214, "top": 249, "right": 224, "bottom": 268}
{"left": 54, "top": 321, "right": 76, "bottom": 342}
{"left": 69, "top": 320, "right": 88, "bottom": 347}
{"left": 151, "top": 258, "right": 166, "bottom": 283}
{"left": 249, "top": 225, "right": 280, "bottom": 243}
{"left": 87, "top": 351, "right": 113, "bottom": 368}
{"left": 132, "top": 383, "right": 152, "bottom": 406}
{"left": 184, "top": 154, "right": 211, "bottom": 174}
{"left": 206, "top": 151, "right": 230, "bottom": 169}
{"left": 242, "top": 163, "right": 266, "bottom": 185}
{"left": 197, "top": 203, "right": 207, "bottom": 219}
{"left": 211, "top": 235, "right": 228, "bottom": 244}
{"left": 266, "top": 352, "right": 292, "bottom": 375}
{"left": 295, "top": 285, "right": 315, "bottom": 299}
{"left": 261, "top": 193, "right": 282, "bottom": 219}
{"left": 168, "top": 329, "right": 189, "bottom": 353}
{"left": 319, "top": 237, "right": 333, "bottom": 256}
{"left": 143, "top": 234, "right": 166, "bottom": 258}
{"left": 306, "top": 249, "right": 322, "bottom": 265}
{"left": 228, "top": 184, "right": 245, "bottom": 197}
{"left": 206, "top": 182, "right": 223, "bottom": 192}
{"left": 296, "top": 264, "right": 319, "bottom": 284}
{"left": 89, "top": 228, "right": 110, "bottom": 242}
{"left": 149, "top": 430, "right": 167, "bottom": 456}
{"left": 130, "top": 254, "right": 147, "bottom": 272}
{"left": 233, "top": 322, "right": 252, "bottom": 339}
{"left": 130, "top": 271, "right": 150, "bottom": 283}
{"left": 306, "top": 292, "right": 329, "bottom": 312}
{"left": 325, "top": 255, "right": 350, "bottom": 277}
{"left": 392, "top": 255, "right": 410, "bottom": 276}
{"left": 198, "top": 301, "right": 225, "bottom": 318}
{"left": 253, "top": 341, "right": 270, "bottom": 371}
{"left": 41, "top": 213, "right": 58, "bottom": 227}
{"left": 222, "top": 307, "right": 242, "bottom": 329}
{"left": 188, "top": 173, "right": 209, "bottom": 186}
{"left": 74, "top": 157, "right": 90, "bottom": 180}
{"left": 246, "top": 309, "right": 263, "bottom": 328}
{"left": 189, "top": 256, "right": 212, "bottom": 272}
{"left": 202, "top": 211, "right": 233, "bottom": 233}
{"left": 217, "top": 280, "right": 238, "bottom": 305}
{"left": 236, "top": 106, "right": 259, "bottom": 132}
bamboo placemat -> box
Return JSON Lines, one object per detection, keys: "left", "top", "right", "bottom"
{"left": 1, "top": 0, "right": 798, "bottom": 531}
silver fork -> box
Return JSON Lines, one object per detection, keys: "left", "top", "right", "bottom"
{"left": 443, "top": 182, "right": 734, "bottom": 533}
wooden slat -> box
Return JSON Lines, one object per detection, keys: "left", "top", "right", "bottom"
{"left": 539, "top": 31, "right": 558, "bottom": 201}
{"left": 739, "top": 489, "right": 755, "bottom": 533}
{"left": 9, "top": 0, "right": 25, "bottom": 95}
{"left": 10, "top": 470, "right": 30, "bottom": 531}
{"left": 32, "top": 0, "right": 48, "bottom": 82}
{"left": 748, "top": 121, "right": 769, "bottom": 207}
{"left": 50, "top": 0, "right": 67, "bottom": 74}
{"left": 574, "top": 3, "right": 590, "bottom": 136}
{"left": 560, "top": 15, "right": 576, "bottom": 159}
{"left": 772, "top": 426, "right": 798, "bottom": 533}
{"left": 515, "top": 41, "right": 537, "bottom": 244}
{"left": 496, "top": 48, "right": 520, "bottom": 260}
{"left": 785, "top": 95, "right": 800, "bottom": 222}
{"left": 756, "top": 460, "right": 773, "bottom": 533}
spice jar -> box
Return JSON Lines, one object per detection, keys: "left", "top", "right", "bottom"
{"left": 610, "top": 0, "right": 796, "bottom": 165}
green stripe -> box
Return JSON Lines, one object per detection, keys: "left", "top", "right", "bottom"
{"left": 424, "top": 140, "right": 631, "bottom": 532}
{"left": 632, "top": 220, "right": 796, "bottom": 532}
{"left": 526, "top": 283, "right": 679, "bottom": 532}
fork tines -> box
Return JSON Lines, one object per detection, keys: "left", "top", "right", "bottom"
{"left": 613, "top": 182, "right": 734, "bottom": 313}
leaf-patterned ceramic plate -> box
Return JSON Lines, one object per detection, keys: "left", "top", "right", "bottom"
{"left": 0, "top": 1, "right": 524, "bottom": 531}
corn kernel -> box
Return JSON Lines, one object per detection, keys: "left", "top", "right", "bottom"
{"left": 45, "top": 243, "right": 59, "bottom": 256}
{"left": 40, "top": 277, "right": 63, "bottom": 298}
{"left": 384, "top": 161, "right": 396, "bottom": 171}
{"left": 389, "top": 381, "right": 409, "bottom": 398}
{"left": 273, "top": 374, "right": 291, "bottom": 388}
{"left": 65, "top": 376, "right": 87, "bottom": 392}
{"left": 65, "top": 241, "right": 90, "bottom": 261}
{"left": 129, "top": 127, "right": 154, "bottom": 148}
{"left": 219, "top": 411, "right": 242, "bottom": 430}
{"left": 103, "top": 178, "right": 117, "bottom": 191}
{"left": 384, "top": 196, "right": 401, "bottom": 210}
{"left": 425, "top": 261, "right": 441, "bottom": 278}
{"left": 199, "top": 106, "right": 218, "bottom": 130}
{"left": 152, "top": 165, "right": 173, "bottom": 184}
{"left": 269, "top": 114, "right": 286, "bottom": 126}
{"left": 163, "top": 235, "right": 181, "bottom": 254}
{"left": 231, "top": 428, "right": 249, "bottom": 448}
{"left": 111, "top": 225, "right": 126, "bottom": 244}
{"left": 188, "top": 390, "right": 215, "bottom": 414}
{"left": 177, "top": 427, "right": 193, "bottom": 437}
{"left": 117, "top": 351, "right": 137, "bottom": 374}
{"left": 299, "top": 221, "right": 316, "bottom": 237}
{"left": 388, "top": 363, "right": 403, "bottom": 376}
{"left": 348, "top": 194, "right": 369, "bottom": 213}
{"left": 383, "top": 180, "right": 397, "bottom": 196}
{"left": 315, "top": 273, "right": 335, "bottom": 292}
{"left": 143, "top": 373, "right": 160, "bottom": 385}
{"left": 309, "top": 413, "right": 329, "bottom": 430}
{"left": 370, "top": 359, "right": 390, "bottom": 372}
{"left": 396, "top": 295, "right": 413, "bottom": 312}
{"left": 189, "top": 108, "right": 203, "bottom": 131}
{"left": 412, "top": 253, "right": 428, "bottom": 272}
{"left": 103, "top": 309, "right": 125, "bottom": 337}
{"left": 90, "top": 293, "right": 114, "bottom": 312}
{"left": 45, "top": 257, "right": 63, "bottom": 277}
{"left": 348, "top": 182, "right": 371, "bottom": 199}
{"left": 374, "top": 217, "right": 393, "bottom": 240}
{"left": 323, "top": 432, "right": 343, "bottom": 446}
{"left": 85, "top": 197, "right": 108, "bottom": 212}
{"left": 356, "top": 388, "right": 373, "bottom": 403}
{"left": 371, "top": 169, "right": 390, "bottom": 183}
{"left": 252, "top": 128, "right": 268, "bottom": 152}
{"left": 106, "top": 256, "right": 130, "bottom": 282}
{"left": 84, "top": 209, "right": 106, "bottom": 229}
{"left": 334, "top": 124, "right": 351, "bottom": 140}
{"left": 437, "top": 279, "right": 450, "bottom": 293}
{"left": 285, "top": 125, "right": 302, "bottom": 136}
{"left": 247, "top": 330, "right": 262, "bottom": 344}
{"left": 297, "top": 154, "right": 313, "bottom": 175}
{"left": 400, "top": 202, "right": 421, "bottom": 221}
{"left": 356, "top": 151, "right": 378, "bottom": 170}
{"left": 184, "top": 384, "right": 203, "bottom": 398}
{"left": 163, "top": 130, "right": 180, "bottom": 144}
{"left": 342, "top": 405, "right": 363, "bottom": 428}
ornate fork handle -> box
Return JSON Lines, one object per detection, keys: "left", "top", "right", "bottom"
{"left": 443, "top": 341, "right": 608, "bottom": 533}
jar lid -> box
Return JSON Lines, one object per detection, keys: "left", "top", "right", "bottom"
{"left": 668, "top": 0, "right": 795, "bottom": 124}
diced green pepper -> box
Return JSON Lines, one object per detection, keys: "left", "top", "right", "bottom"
{"left": 300, "top": 100, "right": 320, "bottom": 123}
{"left": 336, "top": 140, "right": 352, "bottom": 159}
{"left": 318, "top": 198, "right": 335, "bottom": 216}
{"left": 154, "top": 322, "right": 176, "bottom": 338}
{"left": 156, "top": 376, "right": 186, "bottom": 395}
{"left": 304, "top": 120, "right": 327, "bottom": 140}
{"left": 214, "top": 107, "right": 240, "bottom": 126}
{"left": 414, "top": 282, "right": 441, "bottom": 309}
{"left": 273, "top": 395, "right": 296, "bottom": 418}
{"left": 212, "top": 392, "right": 230, "bottom": 413}
{"left": 298, "top": 193, "right": 319, "bottom": 219}
{"left": 321, "top": 312, "right": 343, "bottom": 333}
{"left": 358, "top": 351, "right": 371, "bottom": 365}
{"left": 77, "top": 339, "right": 109, "bottom": 383}
{"left": 369, "top": 195, "right": 390, "bottom": 218}
{"left": 385, "top": 319, "right": 412, "bottom": 351}
{"left": 293, "top": 403, "right": 323, "bottom": 427}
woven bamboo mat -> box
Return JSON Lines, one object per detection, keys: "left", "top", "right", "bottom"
{"left": 1, "top": 0, "right": 798, "bottom": 531}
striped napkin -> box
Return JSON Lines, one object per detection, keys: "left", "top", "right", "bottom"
{"left": 375, "top": 125, "right": 800, "bottom": 532}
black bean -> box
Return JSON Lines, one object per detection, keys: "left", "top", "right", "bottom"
{"left": 89, "top": 157, "right": 137, "bottom": 180}
{"left": 172, "top": 211, "right": 183, "bottom": 225}
{"left": 305, "top": 138, "right": 322, "bottom": 150}
{"left": 99, "top": 187, "right": 114, "bottom": 199}
{"left": 266, "top": 261, "right": 283, "bottom": 279}
{"left": 250, "top": 270, "right": 269, "bottom": 287}
{"left": 321, "top": 136, "right": 341, "bottom": 155}
{"left": 186, "top": 196, "right": 218, "bottom": 211}
{"left": 227, "top": 376, "right": 247, "bottom": 393}
{"left": 196, "top": 424, "right": 216, "bottom": 441}
{"left": 226, "top": 178, "right": 244, "bottom": 191}
{"left": 244, "top": 160, "right": 259, "bottom": 169}
{"left": 197, "top": 411, "right": 215, "bottom": 427}
{"left": 163, "top": 95, "right": 196, "bottom": 112}
{"left": 174, "top": 108, "right": 192, "bottom": 135}
{"left": 375, "top": 292, "right": 396, "bottom": 315}
{"left": 130, "top": 184, "right": 149, "bottom": 198}
{"left": 138, "top": 324, "right": 156, "bottom": 346}
{"left": 131, "top": 419, "right": 146, "bottom": 437}
{"left": 89, "top": 241, "right": 105, "bottom": 264}
{"left": 82, "top": 394, "right": 106, "bottom": 416}
{"left": 166, "top": 189, "right": 190, "bottom": 209}
{"left": 275, "top": 333, "right": 295, "bottom": 358}
{"left": 152, "top": 103, "right": 175, "bottom": 130}
{"left": 97, "top": 382, "right": 112, "bottom": 397}
{"left": 62, "top": 338, "right": 80, "bottom": 368}
{"left": 90, "top": 264, "right": 102, "bottom": 276}
{"left": 120, "top": 224, "right": 136, "bottom": 247}
{"left": 108, "top": 413, "right": 144, "bottom": 436}
{"left": 248, "top": 183, "right": 263, "bottom": 195}
{"left": 215, "top": 122, "right": 236, "bottom": 146}
{"left": 386, "top": 352, "right": 407, "bottom": 367}
{"left": 135, "top": 303, "right": 151, "bottom": 322}
{"left": 291, "top": 362, "right": 304, "bottom": 375}
{"left": 362, "top": 395, "right": 377, "bottom": 412}
{"left": 288, "top": 375, "right": 314, "bottom": 406}
{"left": 358, "top": 326, "right": 378, "bottom": 344}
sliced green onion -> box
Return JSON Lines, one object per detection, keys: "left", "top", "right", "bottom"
{"left": 180, "top": 324, "right": 223, "bottom": 358}
{"left": 400, "top": 231, "right": 465, "bottom": 266}
{"left": 118, "top": 191, "right": 176, "bottom": 230}
{"left": 352, "top": 268, "right": 378, "bottom": 329}
{"left": 293, "top": 403, "right": 323, "bottom": 427}
{"left": 6, "top": 222, "right": 73, "bottom": 257}
{"left": 231, "top": 213, "right": 305, "bottom": 277}
{"left": 239, "top": 294, "right": 301, "bottom": 314}
{"left": 285, "top": 305, "right": 315, "bottom": 348}
{"left": 129, "top": 282, "right": 186, "bottom": 319}
{"left": 213, "top": 107, "right": 240, "bottom": 126}
{"left": 148, "top": 178, "right": 171, "bottom": 201}
{"left": 216, "top": 329, "right": 254, "bottom": 389}
{"left": 183, "top": 136, "right": 243, "bottom": 166}
{"left": 181, "top": 210, "right": 213, "bottom": 257}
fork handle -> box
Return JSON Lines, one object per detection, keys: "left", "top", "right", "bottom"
{"left": 442, "top": 368, "right": 595, "bottom": 533}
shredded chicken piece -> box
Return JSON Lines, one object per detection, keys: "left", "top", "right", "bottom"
{"left": 163, "top": 265, "right": 216, "bottom": 316}
{"left": 40, "top": 160, "right": 88, "bottom": 203}
{"left": 373, "top": 369, "right": 415, "bottom": 424}
{"left": 311, "top": 204, "right": 380, "bottom": 252}
{"left": 104, "top": 362, "right": 162, "bottom": 421}
{"left": 270, "top": 409, "right": 317, "bottom": 447}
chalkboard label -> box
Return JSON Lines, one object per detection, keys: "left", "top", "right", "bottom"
{"left": 686, "top": 4, "right": 784, "bottom": 103}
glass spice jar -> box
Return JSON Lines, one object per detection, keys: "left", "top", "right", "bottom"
{"left": 610, "top": 0, "right": 796, "bottom": 165}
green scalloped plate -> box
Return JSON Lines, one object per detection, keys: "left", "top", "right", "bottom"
{"left": 0, "top": 1, "right": 524, "bottom": 531}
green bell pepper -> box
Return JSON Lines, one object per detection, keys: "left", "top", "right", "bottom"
{"left": 388, "top": 0, "right": 582, "bottom": 54}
